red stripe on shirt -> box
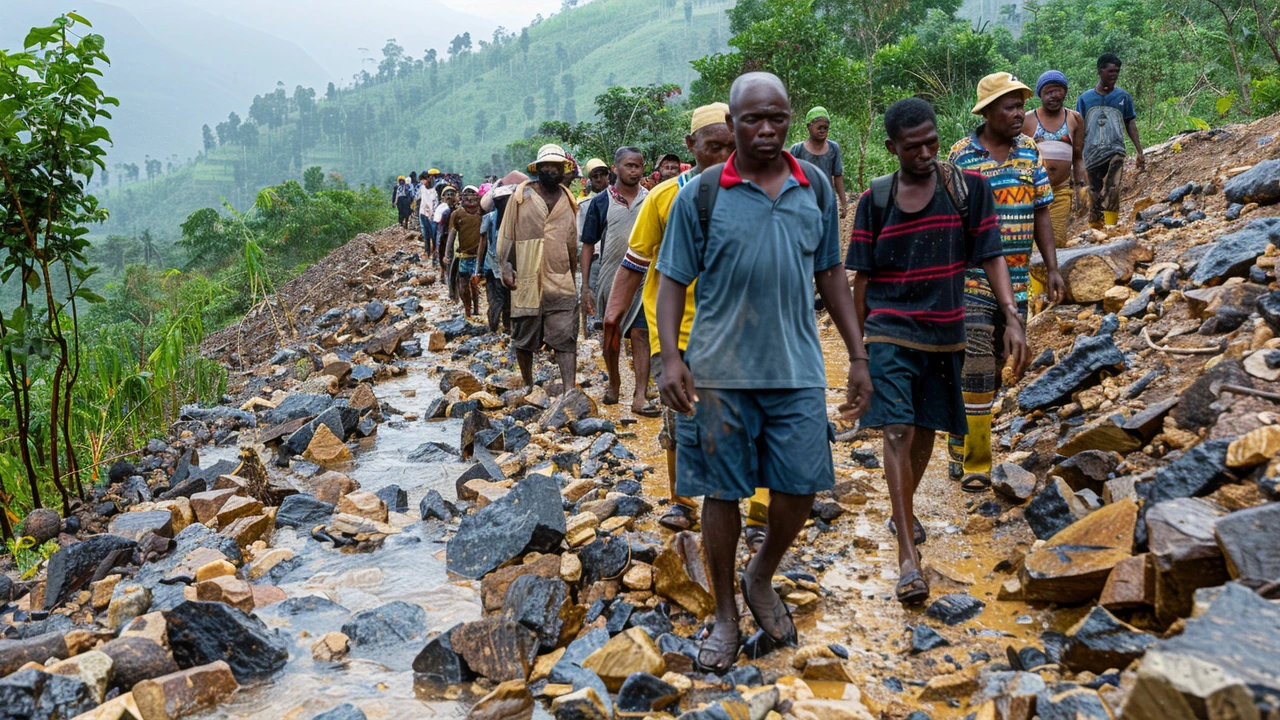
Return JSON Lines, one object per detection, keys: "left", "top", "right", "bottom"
{"left": 869, "top": 260, "right": 965, "bottom": 282}
{"left": 878, "top": 217, "right": 963, "bottom": 240}
{"left": 869, "top": 307, "right": 967, "bottom": 322}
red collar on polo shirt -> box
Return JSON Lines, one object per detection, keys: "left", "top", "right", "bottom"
{"left": 718, "top": 151, "right": 811, "bottom": 189}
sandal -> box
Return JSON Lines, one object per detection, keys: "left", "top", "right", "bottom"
{"left": 886, "top": 516, "right": 927, "bottom": 546}
{"left": 696, "top": 624, "right": 742, "bottom": 674}
{"left": 960, "top": 473, "right": 991, "bottom": 493}
{"left": 739, "top": 570, "right": 797, "bottom": 648}
{"left": 633, "top": 402, "right": 662, "bottom": 418}
{"left": 896, "top": 569, "right": 931, "bottom": 604}
{"left": 743, "top": 526, "right": 767, "bottom": 554}
{"left": 657, "top": 504, "right": 696, "bottom": 532}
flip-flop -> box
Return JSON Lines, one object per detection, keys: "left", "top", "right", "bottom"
{"left": 739, "top": 570, "right": 797, "bottom": 648}
{"left": 961, "top": 473, "right": 991, "bottom": 493}
{"left": 886, "top": 517, "right": 927, "bottom": 546}
{"left": 657, "top": 504, "right": 696, "bottom": 532}
{"left": 896, "top": 569, "right": 930, "bottom": 604}
{"left": 696, "top": 624, "right": 742, "bottom": 674}
{"left": 633, "top": 403, "right": 662, "bottom": 418}
{"left": 743, "top": 526, "right": 767, "bottom": 554}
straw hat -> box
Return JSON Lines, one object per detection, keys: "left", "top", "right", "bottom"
{"left": 583, "top": 158, "right": 608, "bottom": 174}
{"left": 528, "top": 143, "right": 574, "bottom": 173}
{"left": 971, "top": 72, "right": 1032, "bottom": 114}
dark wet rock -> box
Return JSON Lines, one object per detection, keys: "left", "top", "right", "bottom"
{"left": 925, "top": 594, "right": 986, "bottom": 626}
{"left": 1123, "top": 582, "right": 1280, "bottom": 719}
{"left": 1025, "top": 478, "right": 1084, "bottom": 540}
{"left": 1223, "top": 159, "right": 1280, "bottom": 206}
{"left": 1199, "top": 305, "right": 1250, "bottom": 334}
{"left": 991, "top": 462, "right": 1037, "bottom": 502}
{"left": 910, "top": 624, "right": 950, "bottom": 654}
{"left": 850, "top": 447, "right": 880, "bottom": 468}
{"left": 374, "top": 484, "right": 409, "bottom": 513}
{"left": 1257, "top": 290, "right": 1280, "bottom": 335}
{"left": 460, "top": 408, "right": 493, "bottom": 457}
{"left": 578, "top": 533, "right": 631, "bottom": 584}
{"left": 1062, "top": 605, "right": 1156, "bottom": 673}
{"left": 1143, "top": 439, "right": 1232, "bottom": 504}
{"left": 119, "top": 475, "right": 153, "bottom": 504}
{"left": 437, "top": 316, "right": 486, "bottom": 340}
{"left": 166, "top": 601, "right": 289, "bottom": 681}
{"left": 0, "top": 668, "right": 96, "bottom": 720}
{"left": 540, "top": 388, "right": 597, "bottom": 431}
{"left": 554, "top": 629, "right": 611, "bottom": 680}
{"left": 364, "top": 299, "right": 386, "bottom": 324}
{"left": 1053, "top": 450, "right": 1118, "bottom": 494}
{"left": 170, "top": 447, "right": 198, "bottom": 485}
{"left": 629, "top": 609, "right": 674, "bottom": 638}
{"left": 446, "top": 474, "right": 566, "bottom": 579}
{"left": 605, "top": 601, "right": 633, "bottom": 635}
{"left": 108, "top": 510, "right": 174, "bottom": 540}
{"left": 1146, "top": 498, "right": 1228, "bottom": 625}
{"left": 98, "top": 636, "right": 179, "bottom": 690}
{"left": 656, "top": 633, "right": 698, "bottom": 663}
{"left": 502, "top": 575, "right": 568, "bottom": 652}
{"left": 42, "top": 533, "right": 137, "bottom": 610}
{"left": 341, "top": 601, "right": 427, "bottom": 650}
{"left": 108, "top": 459, "right": 138, "bottom": 484}
{"left": 617, "top": 672, "right": 679, "bottom": 715}
{"left": 19, "top": 509, "right": 61, "bottom": 545}
{"left": 419, "top": 489, "right": 456, "bottom": 522}
{"left": 613, "top": 496, "right": 653, "bottom": 518}
{"left": 454, "top": 461, "right": 501, "bottom": 500}
{"left": 1193, "top": 217, "right": 1280, "bottom": 284}
{"left": 260, "top": 393, "right": 331, "bottom": 427}
{"left": 1167, "top": 182, "right": 1198, "bottom": 203}
{"left": 311, "top": 703, "right": 367, "bottom": 720}
{"left": 1173, "top": 360, "right": 1252, "bottom": 432}
{"left": 179, "top": 404, "right": 256, "bottom": 427}
{"left": 1214, "top": 502, "right": 1280, "bottom": 584}
{"left": 1119, "top": 285, "right": 1154, "bottom": 318}
{"left": 1018, "top": 316, "right": 1125, "bottom": 411}
{"left": 282, "top": 408, "right": 346, "bottom": 457}
{"left": 810, "top": 500, "right": 845, "bottom": 522}
{"left": 723, "top": 664, "right": 764, "bottom": 688}
{"left": 408, "top": 441, "right": 461, "bottom": 464}
{"left": 1018, "top": 646, "right": 1048, "bottom": 670}
{"left": 570, "top": 418, "right": 616, "bottom": 437}
{"left": 450, "top": 615, "right": 539, "bottom": 682}
{"left": 275, "top": 493, "right": 335, "bottom": 529}
{"left": 0, "top": 632, "right": 69, "bottom": 676}
{"left": 1037, "top": 683, "right": 1110, "bottom": 720}
{"left": 412, "top": 627, "right": 472, "bottom": 686}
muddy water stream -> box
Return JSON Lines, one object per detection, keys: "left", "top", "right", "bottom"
{"left": 197, "top": 353, "right": 478, "bottom": 719}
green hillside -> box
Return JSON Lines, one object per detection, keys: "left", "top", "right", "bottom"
{"left": 99, "top": 0, "right": 735, "bottom": 239}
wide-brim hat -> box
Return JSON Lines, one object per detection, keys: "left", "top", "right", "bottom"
{"left": 972, "top": 72, "right": 1032, "bottom": 114}
{"left": 583, "top": 158, "right": 608, "bottom": 174}
{"left": 528, "top": 143, "right": 574, "bottom": 173}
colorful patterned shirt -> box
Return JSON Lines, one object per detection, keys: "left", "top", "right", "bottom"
{"left": 948, "top": 130, "right": 1053, "bottom": 305}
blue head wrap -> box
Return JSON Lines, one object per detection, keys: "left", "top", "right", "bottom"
{"left": 1035, "top": 70, "right": 1069, "bottom": 98}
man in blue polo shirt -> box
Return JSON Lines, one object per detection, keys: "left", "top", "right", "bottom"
{"left": 1077, "top": 53, "right": 1145, "bottom": 228}
{"left": 656, "top": 72, "right": 873, "bottom": 672}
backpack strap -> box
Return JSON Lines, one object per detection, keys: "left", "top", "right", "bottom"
{"left": 869, "top": 172, "right": 895, "bottom": 241}
{"left": 794, "top": 158, "right": 830, "bottom": 216}
{"left": 938, "top": 161, "right": 970, "bottom": 220}
{"left": 695, "top": 163, "right": 725, "bottom": 240}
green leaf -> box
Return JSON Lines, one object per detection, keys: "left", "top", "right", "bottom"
{"left": 1215, "top": 95, "right": 1234, "bottom": 115}
{"left": 1190, "top": 116, "right": 1210, "bottom": 131}
{"left": 65, "top": 12, "right": 92, "bottom": 27}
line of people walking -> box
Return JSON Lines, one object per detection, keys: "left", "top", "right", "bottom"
{"left": 404, "top": 52, "right": 1145, "bottom": 672}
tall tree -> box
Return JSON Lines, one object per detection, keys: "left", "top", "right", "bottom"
{"left": 201, "top": 124, "right": 216, "bottom": 153}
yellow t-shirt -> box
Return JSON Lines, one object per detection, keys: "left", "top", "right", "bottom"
{"left": 626, "top": 171, "right": 697, "bottom": 357}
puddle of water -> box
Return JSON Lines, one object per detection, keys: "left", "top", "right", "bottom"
{"left": 194, "top": 356, "right": 481, "bottom": 720}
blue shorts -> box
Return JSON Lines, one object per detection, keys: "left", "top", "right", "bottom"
{"left": 674, "top": 387, "right": 834, "bottom": 500}
{"left": 456, "top": 257, "right": 478, "bottom": 275}
{"left": 859, "top": 342, "right": 967, "bottom": 436}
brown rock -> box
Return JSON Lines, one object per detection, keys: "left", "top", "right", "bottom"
{"left": 1226, "top": 425, "right": 1280, "bottom": 468}
{"left": 214, "top": 495, "right": 264, "bottom": 528}
{"left": 1052, "top": 450, "right": 1119, "bottom": 494}
{"left": 465, "top": 479, "right": 511, "bottom": 509}
{"left": 152, "top": 499, "right": 193, "bottom": 534}
{"left": 120, "top": 612, "right": 168, "bottom": 647}
{"left": 189, "top": 489, "right": 238, "bottom": 526}
{"left": 480, "top": 554, "right": 562, "bottom": 613}
{"left": 1021, "top": 546, "right": 1132, "bottom": 603}
{"left": 0, "top": 632, "right": 69, "bottom": 676}
{"left": 219, "top": 513, "right": 272, "bottom": 550}
{"left": 336, "top": 491, "right": 388, "bottom": 522}
{"left": 91, "top": 574, "right": 122, "bottom": 611}
{"left": 450, "top": 616, "right": 538, "bottom": 682}
{"left": 549, "top": 687, "right": 608, "bottom": 720}
{"left": 1047, "top": 498, "right": 1138, "bottom": 551}
{"left": 21, "top": 508, "right": 62, "bottom": 544}
{"left": 303, "top": 424, "right": 353, "bottom": 467}
{"left": 622, "top": 562, "right": 654, "bottom": 591}
{"left": 246, "top": 548, "right": 294, "bottom": 581}
{"left": 468, "top": 679, "right": 534, "bottom": 720}
{"left": 195, "top": 576, "right": 255, "bottom": 613}
{"left": 250, "top": 585, "right": 286, "bottom": 608}
{"left": 565, "top": 512, "right": 600, "bottom": 547}
{"left": 1099, "top": 554, "right": 1155, "bottom": 609}
{"left": 1103, "top": 285, "right": 1132, "bottom": 313}
{"left": 210, "top": 474, "right": 250, "bottom": 494}
{"left": 561, "top": 478, "right": 599, "bottom": 503}
{"left": 194, "top": 559, "right": 236, "bottom": 583}
{"left": 918, "top": 663, "right": 984, "bottom": 701}
{"left": 653, "top": 533, "right": 715, "bottom": 620}
{"left": 582, "top": 627, "right": 665, "bottom": 692}
{"left": 132, "top": 660, "right": 239, "bottom": 720}
{"left": 1058, "top": 415, "right": 1144, "bottom": 457}
{"left": 98, "top": 636, "right": 180, "bottom": 690}
{"left": 1147, "top": 498, "right": 1229, "bottom": 625}
{"left": 1122, "top": 396, "right": 1180, "bottom": 441}
{"left": 1183, "top": 284, "right": 1268, "bottom": 319}
{"left": 311, "top": 632, "right": 349, "bottom": 662}
{"left": 1102, "top": 477, "right": 1138, "bottom": 504}
{"left": 348, "top": 383, "right": 378, "bottom": 412}
{"left": 312, "top": 472, "right": 359, "bottom": 505}
{"left": 803, "top": 657, "right": 857, "bottom": 683}
{"left": 426, "top": 330, "right": 446, "bottom": 352}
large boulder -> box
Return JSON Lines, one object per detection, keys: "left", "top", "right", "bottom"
{"left": 0, "top": 668, "right": 96, "bottom": 720}
{"left": 1214, "top": 502, "right": 1280, "bottom": 584}
{"left": 1223, "top": 160, "right": 1280, "bottom": 206}
{"left": 446, "top": 474, "right": 566, "bottom": 579}
{"left": 1191, "top": 217, "right": 1280, "bottom": 285}
{"left": 260, "top": 393, "right": 331, "bottom": 425}
{"left": 1141, "top": 439, "right": 1233, "bottom": 505}
{"left": 1061, "top": 605, "right": 1156, "bottom": 673}
{"left": 165, "top": 601, "right": 288, "bottom": 681}
{"left": 1146, "top": 498, "right": 1229, "bottom": 625}
{"left": 1018, "top": 315, "right": 1125, "bottom": 412}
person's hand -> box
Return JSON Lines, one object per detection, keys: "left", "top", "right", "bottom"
{"left": 470, "top": 274, "right": 481, "bottom": 288}
{"left": 1045, "top": 269, "right": 1066, "bottom": 305}
{"left": 580, "top": 287, "right": 596, "bottom": 317}
{"left": 1135, "top": 154, "right": 1146, "bottom": 173}
{"left": 659, "top": 356, "right": 697, "bottom": 414}
{"left": 601, "top": 303, "right": 625, "bottom": 359}
{"left": 839, "top": 204, "right": 848, "bottom": 219}
{"left": 502, "top": 267, "right": 517, "bottom": 289}
{"left": 1003, "top": 311, "right": 1030, "bottom": 379}
{"left": 841, "top": 360, "right": 873, "bottom": 420}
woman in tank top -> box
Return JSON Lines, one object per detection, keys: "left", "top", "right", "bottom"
{"left": 1031, "top": 71, "right": 1086, "bottom": 251}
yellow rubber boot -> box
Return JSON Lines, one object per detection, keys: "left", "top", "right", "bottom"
{"left": 1028, "top": 274, "right": 1045, "bottom": 318}
{"left": 1103, "top": 210, "right": 1119, "bottom": 227}
{"left": 745, "top": 488, "right": 770, "bottom": 527}
{"left": 962, "top": 411, "right": 993, "bottom": 478}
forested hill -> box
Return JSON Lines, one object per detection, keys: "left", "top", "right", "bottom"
{"left": 98, "top": 0, "right": 734, "bottom": 238}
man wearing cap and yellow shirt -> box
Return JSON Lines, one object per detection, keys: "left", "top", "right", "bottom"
{"left": 791, "top": 106, "right": 849, "bottom": 218}
{"left": 497, "top": 144, "right": 581, "bottom": 394}
{"left": 601, "top": 102, "right": 737, "bottom": 533}
{"left": 947, "top": 72, "right": 1064, "bottom": 492}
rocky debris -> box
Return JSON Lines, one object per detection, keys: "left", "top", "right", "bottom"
{"left": 1123, "top": 583, "right": 1280, "bottom": 720}
{"left": 924, "top": 593, "right": 985, "bottom": 626}
{"left": 1024, "top": 478, "right": 1088, "bottom": 540}
{"left": 1099, "top": 554, "right": 1155, "bottom": 610}
{"left": 0, "top": 632, "right": 69, "bottom": 676}
{"left": 1052, "top": 450, "right": 1118, "bottom": 494}
{"left": 990, "top": 462, "right": 1036, "bottom": 501}
{"left": 582, "top": 627, "right": 665, "bottom": 691}
{"left": 311, "top": 703, "right": 367, "bottom": 720}
{"left": 1031, "top": 240, "right": 1152, "bottom": 303}
{"left": 1146, "top": 498, "right": 1230, "bottom": 625}
{"left": 132, "top": 661, "right": 239, "bottom": 720}
{"left": 43, "top": 533, "right": 138, "bottom": 610}
{"left": 165, "top": 601, "right": 288, "bottom": 681}
{"left": 303, "top": 424, "right": 353, "bottom": 466}
{"left": 1223, "top": 160, "right": 1280, "bottom": 206}
{"left": 261, "top": 393, "right": 331, "bottom": 425}
{"left": 1214, "top": 501, "right": 1280, "bottom": 583}
{"left": 1062, "top": 605, "right": 1156, "bottom": 672}
{"left": 446, "top": 474, "right": 566, "bottom": 579}
{"left": 98, "top": 636, "right": 180, "bottom": 690}
{"left": 1190, "top": 221, "right": 1279, "bottom": 286}
{"left": 450, "top": 615, "right": 539, "bottom": 682}
{"left": 1018, "top": 315, "right": 1125, "bottom": 411}
{"left": 1021, "top": 499, "right": 1137, "bottom": 603}
{"left": 0, "top": 668, "right": 97, "bottom": 719}
{"left": 502, "top": 575, "right": 569, "bottom": 652}
{"left": 539, "top": 388, "right": 598, "bottom": 431}
{"left": 275, "top": 493, "right": 335, "bottom": 528}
